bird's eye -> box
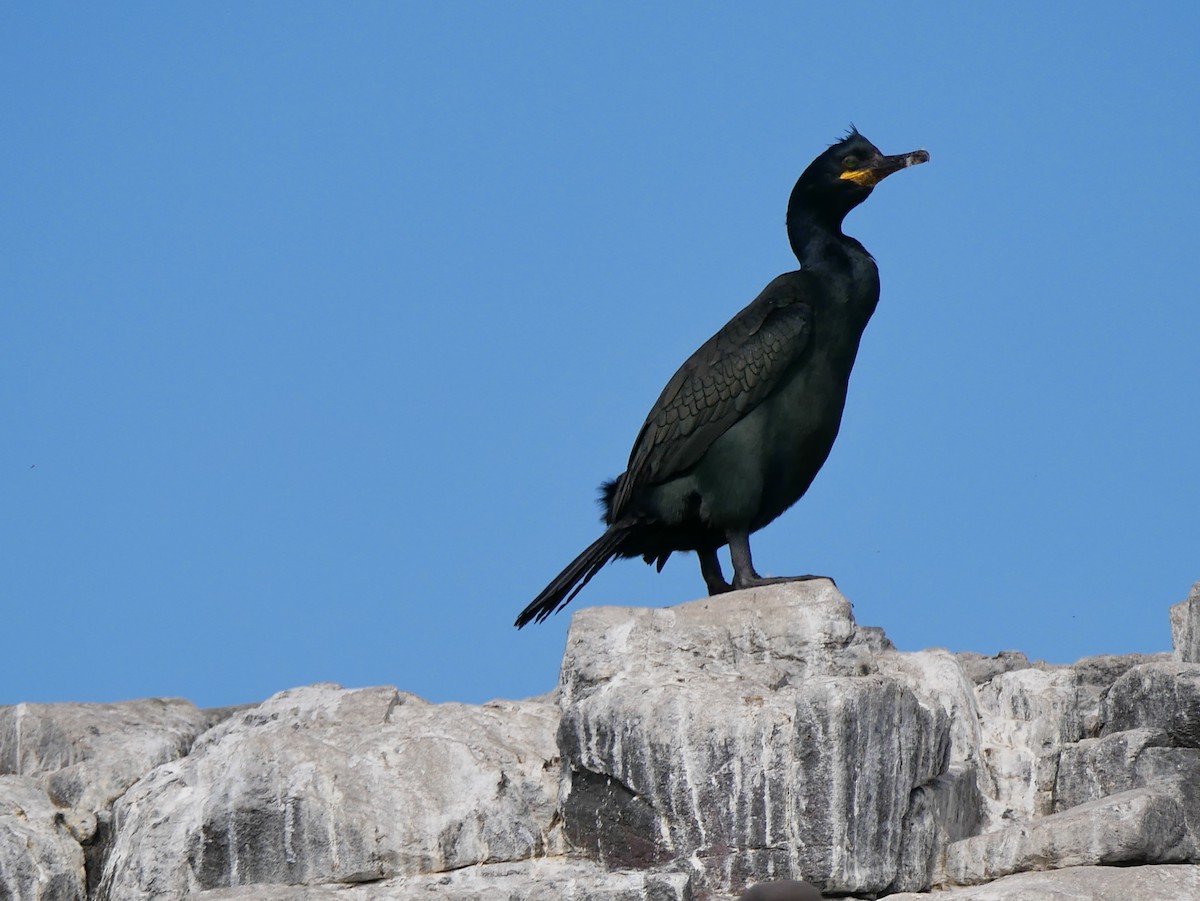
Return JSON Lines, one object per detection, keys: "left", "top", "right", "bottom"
{"left": 842, "top": 155, "right": 860, "bottom": 170}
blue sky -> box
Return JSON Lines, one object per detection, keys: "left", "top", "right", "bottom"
{"left": 4, "top": 4, "right": 1198, "bottom": 708}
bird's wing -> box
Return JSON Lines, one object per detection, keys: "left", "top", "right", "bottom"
{"left": 610, "top": 273, "right": 815, "bottom": 520}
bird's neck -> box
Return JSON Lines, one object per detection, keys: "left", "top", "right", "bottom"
{"left": 788, "top": 214, "right": 876, "bottom": 279}
{"left": 788, "top": 209, "right": 880, "bottom": 325}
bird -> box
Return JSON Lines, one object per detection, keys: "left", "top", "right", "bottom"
{"left": 515, "top": 129, "right": 928, "bottom": 628}
{"left": 738, "top": 879, "right": 824, "bottom": 901}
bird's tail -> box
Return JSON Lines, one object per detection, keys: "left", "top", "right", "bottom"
{"left": 515, "top": 524, "right": 629, "bottom": 628}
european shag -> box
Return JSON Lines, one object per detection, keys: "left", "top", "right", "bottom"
{"left": 516, "top": 129, "right": 928, "bottom": 628}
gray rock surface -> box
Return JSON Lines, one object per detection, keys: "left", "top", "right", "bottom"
{"left": 557, "top": 583, "right": 949, "bottom": 895}
{"left": 972, "top": 667, "right": 1087, "bottom": 823}
{"left": 1104, "top": 661, "right": 1200, "bottom": 745}
{"left": 98, "top": 684, "right": 563, "bottom": 899}
{"left": 0, "top": 775, "right": 86, "bottom": 901}
{"left": 954, "top": 651, "right": 1032, "bottom": 686}
{"left": 0, "top": 697, "right": 223, "bottom": 898}
{"left": 942, "top": 786, "right": 1192, "bottom": 884}
{"left": 892, "top": 764, "right": 984, "bottom": 892}
{"left": 4, "top": 578, "right": 1200, "bottom": 900}
{"left": 190, "top": 859, "right": 692, "bottom": 900}
{"left": 1171, "top": 581, "right": 1200, "bottom": 663}
{"left": 0, "top": 699, "right": 219, "bottom": 821}
{"left": 888, "top": 863, "right": 1200, "bottom": 900}
{"left": 1054, "top": 728, "right": 1200, "bottom": 812}
{"left": 875, "top": 647, "right": 987, "bottom": 871}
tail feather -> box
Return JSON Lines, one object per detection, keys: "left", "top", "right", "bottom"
{"left": 515, "top": 525, "right": 628, "bottom": 628}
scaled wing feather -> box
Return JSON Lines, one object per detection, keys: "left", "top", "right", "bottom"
{"left": 609, "top": 275, "right": 814, "bottom": 520}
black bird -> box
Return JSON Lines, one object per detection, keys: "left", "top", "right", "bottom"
{"left": 516, "top": 129, "right": 928, "bottom": 628}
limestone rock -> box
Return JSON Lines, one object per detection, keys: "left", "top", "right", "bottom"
{"left": 0, "top": 775, "right": 86, "bottom": 901}
{"left": 0, "top": 698, "right": 218, "bottom": 828}
{"left": 556, "top": 582, "right": 949, "bottom": 896}
{"left": 954, "top": 651, "right": 1032, "bottom": 686}
{"left": 1103, "top": 661, "right": 1200, "bottom": 745}
{"left": 1074, "top": 653, "right": 1168, "bottom": 736}
{"left": 888, "top": 863, "right": 1200, "bottom": 900}
{"left": 190, "top": 859, "right": 693, "bottom": 900}
{"left": 1071, "top": 652, "right": 1169, "bottom": 693}
{"left": 971, "top": 667, "right": 1086, "bottom": 823}
{"left": 1054, "top": 728, "right": 1200, "bottom": 810}
{"left": 5, "top": 579, "right": 1200, "bottom": 899}
{"left": 1170, "top": 581, "right": 1200, "bottom": 663}
{"left": 942, "top": 786, "right": 1192, "bottom": 885}
{"left": 97, "top": 684, "right": 563, "bottom": 898}
{"left": 0, "top": 696, "right": 223, "bottom": 893}
{"left": 891, "top": 764, "right": 984, "bottom": 894}
{"left": 880, "top": 649, "right": 984, "bottom": 772}
{"left": 873, "top": 650, "right": 986, "bottom": 891}
{"left": 924, "top": 650, "right": 1166, "bottom": 836}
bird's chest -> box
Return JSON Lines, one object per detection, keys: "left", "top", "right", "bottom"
{"left": 754, "top": 307, "right": 871, "bottom": 496}
{"left": 766, "top": 349, "right": 852, "bottom": 455}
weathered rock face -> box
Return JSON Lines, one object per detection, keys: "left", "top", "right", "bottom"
{"left": 0, "top": 699, "right": 222, "bottom": 808}
{"left": 943, "top": 786, "right": 1193, "bottom": 884}
{"left": 911, "top": 582, "right": 1200, "bottom": 889}
{"left": 0, "top": 698, "right": 222, "bottom": 900}
{"left": 1103, "top": 661, "right": 1200, "bottom": 744}
{"left": 1171, "top": 581, "right": 1200, "bottom": 664}
{"left": 2, "top": 578, "right": 1199, "bottom": 901}
{"left": 97, "top": 685, "right": 563, "bottom": 898}
{"left": 0, "top": 775, "right": 87, "bottom": 901}
{"left": 189, "top": 859, "right": 693, "bottom": 900}
{"left": 556, "top": 584, "right": 949, "bottom": 895}
{"left": 887, "top": 863, "right": 1200, "bottom": 900}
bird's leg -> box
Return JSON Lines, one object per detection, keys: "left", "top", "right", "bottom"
{"left": 698, "top": 548, "right": 734, "bottom": 595}
{"left": 726, "top": 529, "right": 832, "bottom": 589}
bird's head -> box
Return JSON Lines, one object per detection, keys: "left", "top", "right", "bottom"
{"left": 788, "top": 127, "right": 929, "bottom": 229}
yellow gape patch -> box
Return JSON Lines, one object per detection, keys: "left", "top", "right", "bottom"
{"left": 838, "top": 168, "right": 879, "bottom": 187}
